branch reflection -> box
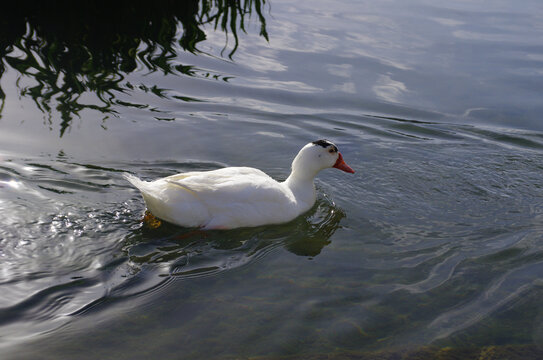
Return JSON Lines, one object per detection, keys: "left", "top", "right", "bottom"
{"left": 0, "top": 0, "right": 269, "bottom": 136}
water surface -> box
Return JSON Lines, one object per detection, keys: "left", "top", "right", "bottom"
{"left": 1, "top": 0, "right": 543, "bottom": 358}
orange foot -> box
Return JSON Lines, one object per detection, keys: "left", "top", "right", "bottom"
{"left": 143, "top": 210, "right": 162, "bottom": 229}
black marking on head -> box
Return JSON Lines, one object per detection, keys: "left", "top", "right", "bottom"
{"left": 312, "top": 139, "right": 338, "bottom": 153}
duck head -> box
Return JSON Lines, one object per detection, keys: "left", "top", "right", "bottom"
{"left": 290, "top": 140, "right": 355, "bottom": 181}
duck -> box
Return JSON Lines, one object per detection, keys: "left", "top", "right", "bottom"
{"left": 124, "top": 139, "right": 354, "bottom": 230}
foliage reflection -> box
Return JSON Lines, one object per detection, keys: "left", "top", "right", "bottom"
{"left": 0, "top": 0, "right": 268, "bottom": 135}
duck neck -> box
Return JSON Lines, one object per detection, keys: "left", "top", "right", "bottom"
{"left": 284, "top": 169, "right": 318, "bottom": 208}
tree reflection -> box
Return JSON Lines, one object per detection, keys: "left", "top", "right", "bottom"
{"left": 0, "top": 0, "right": 268, "bottom": 136}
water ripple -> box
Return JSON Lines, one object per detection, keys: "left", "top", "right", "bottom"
{"left": 0, "top": 155, "right": 345, "bottom": 348}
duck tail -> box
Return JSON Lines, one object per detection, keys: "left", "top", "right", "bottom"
{"left": 123, "top": 172, "right": 147, "bottom": 190}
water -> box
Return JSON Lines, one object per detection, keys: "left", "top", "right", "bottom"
{"left": 1, "top": 0, "right": 543, "bottom": 358}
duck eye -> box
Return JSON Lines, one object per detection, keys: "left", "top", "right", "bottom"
{"left": 329, "top": 149, "right": 334, "bottom": 153}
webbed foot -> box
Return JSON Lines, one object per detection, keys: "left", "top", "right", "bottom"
{"left": 143, "top": 210, "right": 162, "bottom": 229}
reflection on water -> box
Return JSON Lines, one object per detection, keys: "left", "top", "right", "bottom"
{"left": 129, "top": 189, "right": 341, "bottom": 283}
{"left": 0, "top": 0, "right": 268, "bottom": 135}
{"left": 127, "top": 197, "right": 342, "bottom": 276}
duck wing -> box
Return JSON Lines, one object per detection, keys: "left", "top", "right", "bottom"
{"left": 164, "top": 167, "right": 290, "bottom": 203}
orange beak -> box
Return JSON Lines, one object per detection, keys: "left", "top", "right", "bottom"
{"left": 333, "top": 152, "right": 355, "bottom": 173}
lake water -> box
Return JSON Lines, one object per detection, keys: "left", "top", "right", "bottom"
{"left": 2, "top": 0, "right": 543, "bottom": 359}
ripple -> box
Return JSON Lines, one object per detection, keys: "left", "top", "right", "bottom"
{"left": 0, "top": 156, "right": 138, "bottom": 345}
{"left": 0, "top": 155, "right": 346, "bottom": 348}
{"left": 428, "top": 259, "right": 543, "bottom": 341}
{"left": 456, "top": 125, "right": 543, "bottom": 151}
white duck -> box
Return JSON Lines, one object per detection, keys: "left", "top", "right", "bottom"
{"left": 124, "top": 140, "right": 354, "bottom": 230}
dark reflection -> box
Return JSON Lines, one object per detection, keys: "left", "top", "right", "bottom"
{"left": 0, "top": 0, "right": 268, "bottom": 136}
{"left": 285, "top": 205, "right": 344, "bottom": 257}
{"left": 123, "top": 199, "right": 344, "bottom": 278}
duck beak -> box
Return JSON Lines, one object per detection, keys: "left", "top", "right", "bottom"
{"left": 333, "top": 152, "right": 355, "bottom": 173}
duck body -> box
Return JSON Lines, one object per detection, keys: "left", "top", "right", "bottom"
{"left": 125, "top": 140, "right": 354, "bottom": 230}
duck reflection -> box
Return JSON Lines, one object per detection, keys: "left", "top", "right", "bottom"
{"left": 0, "top": 0, "right": 269, "bottom": 135}
{"left": 123, "top": 198, "right": 344, "bottom": 278}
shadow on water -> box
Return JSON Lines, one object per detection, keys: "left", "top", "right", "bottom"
{"left": 0, "top": 0, "right": 268, "bottom": 135}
